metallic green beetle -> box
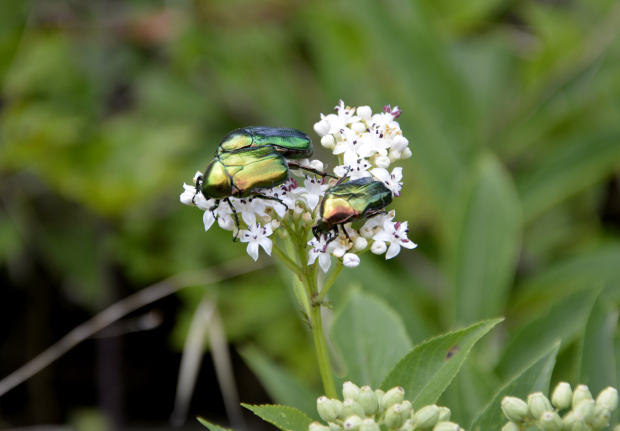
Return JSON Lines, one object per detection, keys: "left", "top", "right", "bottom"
{"left": 199, "top": 128, "right": 333, "bottom": 240}
{"left": 216, "top": 126, "right": 313, "bottom": 160}
{"left": 312, "top": 177, "right": 393, "bottom": 242}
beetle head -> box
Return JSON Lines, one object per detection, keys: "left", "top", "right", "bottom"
{"left": 201, "top": 160, "right": 232, "bottom": 200}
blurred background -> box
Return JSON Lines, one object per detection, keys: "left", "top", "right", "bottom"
{"left": 1, "top": 0, "right": 620, "bottom": 429}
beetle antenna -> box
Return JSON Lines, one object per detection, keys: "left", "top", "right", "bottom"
{"left": 225, "top": 198, "right": 242, "bottom": 242}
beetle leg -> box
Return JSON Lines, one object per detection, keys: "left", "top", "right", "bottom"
{"left": 340, "top": 224, "right": 353, "bottom": 243}
{"left": 333, "top": 166, "right": 352, "bottom": 187}
{"left": 208, "top": 200, "right": 220, "bottom": 212}
{"left": 288, "top": 162, "right": 337, "bottom": 179}
{"left": 365, "top": 209, "right": 388, "bottom": 219}
{"left": 225, "top": 198, "right": 242, "bottom": 242}
{"left": 251, "top": 194, "right": 289, "bottom": 211}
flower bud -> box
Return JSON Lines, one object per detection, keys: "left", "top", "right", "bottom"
{"left": 391, "top": 136, "right": 409, "bottom": 152}
{"left": 351, "top": 122, "right": 366, "bottom": 134}
{"left": 501, "top": 422, "right": 521, "bottom": 431}
{"left": 375, "top": 156, "right": 390, "bottom": 169}
{"left": 596, "top": 387, "right": 619, "bottom": 411}
{"left": 342, "top": 399, "right": 365, "bottom": 420}
{"left": 343, "top": 382, "right": 360, "bottom": 401}
{"left": 321, "top": 134, "right": 336, "bottom": 150}
{"left": 359, "top": 419, "right": 380, "bottom": 431}
{"left": 357, "top": 106, "right": 372, "bottom": 121}
{"left": 538, "top": 411, "right": 562, "bottom": 431}
{"left": 527, "top": 392, "right": 553, "bottom": 420}
{"left": 314, "top": 120, "right": 330, "bottom": 137}
{"left": 413, "top": 405, "right": 440, "bottom": 429}
{"left": 360, "top": 226, "right": 374, "bottom": 239}
{"left": 574, "top": 399, "right": 595, "bottom": 423}
{"left": 388, "top": 150, "right": 401, "bottom": 163}
{"left": 293, "top": 204, "right": 304, "bottom": 220}
{"left": 261, "top": 214, "right": 272, "bottom": 224}
{"left": 551, "top": 382, "right": 572, "bottom": 410}
{"left": 343, "top": 253, "right": 360, "bottom": 268}
{"left": 218, "top": 215, "right": 235, "bottom": 231}
{"left": 271, "top": 219, "right": 281, "bottom": 230}
{"left": 371, "top": 241, "right": 387, "bottom": 255}
{"left": 400, "top": 401, "right": 413, "bottom": 423}
{"left": 310, "top": 160, "right": 325, "bottom": 172}
{"left": 302, "top": 212, "right": 314, "bottom": 226}
{"left": 501, "top": 396, "right": 529, "bottom": 423}
{"left": 437, "top": 407, "right": 451, "bottom": 422}
{"left": 591, "top": 404, "right": 611, "bottom": 430}
{"left": 351, "top": 237, "right": 368, "bottom": 253}
{"left": 562, "top": 412, "right": 587, "bottom": 431}
{"left": 400, "top": 419, "right": 412, "bottom": 431}
{"left": 310, "top": 422, "right": 333, "bottom": 431}
{"left": 384, "top": 404, "right": 406, "bottom": 430}
{"left": 358, "top": 386, "right": 379, "bottom": 416}
{"left": 401, "top": 148, "right": 412, "bottom": 159}
{"left": 344, "top": 415, "right": 363, "bottom": 431}
{"left": 572, "top": 385, "right": 593, "bottom": 408}
{"left": 374, "top": 390, "right": 385, "bottom": 413}
{"left": 318, "top": 397, "right": 340, "bottom": 422}
{"left": 432, "top": 422, "right": 461, "bottom": 431}
{"left": 329, "top": 422, "right": 343, "bottom": 431}
{"left": 381, "top": 387, "right": 405, "bottom": 410}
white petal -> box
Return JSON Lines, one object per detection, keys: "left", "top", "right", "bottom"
{"left": 306, "top": 193, "right": 320, "bottom": 211}
{"left": 247, "top": 242, "right": 260, "bottom": 261}
{"left": 319, "top": 253, "right": 332, "bottom": 273}
{"left": 308, "top": 250, "right": 319, "bottom": 265}
{"left": 399, "top": 239, "right": 417, "bottom": 249}
{"left": 259, "top": 237, "right": 272, "bottom": 256}
{"left": 241, "top": 210, "right": 256, "bottom": 226}
{"left": 391, "top": 167, "right": 403, "bottom": 182}
{"left": 203, "top": 211, "right": 215, "bottom": 231}
{"left": 372, "top": 231, "right": 393, "bottom": 242}
{"left": 369, "top": 168, "right": 390, "bottom": 182}
{"left": 385, "top": 242, "right": 401, "bottom": 259}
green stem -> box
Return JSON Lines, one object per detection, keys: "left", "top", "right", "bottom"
{"left": 308, "top": 278, "right": 337, "bottom": 399}
{"left": 315, "top": 260, "right": 344, "bottom": 305}
{"left": 272, "top": 243, "right": 303, "bottom": 278}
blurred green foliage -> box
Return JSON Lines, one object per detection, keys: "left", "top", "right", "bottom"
{"left": 1, "top": 0, "right": 620, "bottom": 427}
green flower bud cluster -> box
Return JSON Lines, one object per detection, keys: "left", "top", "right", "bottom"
{"left": 310, "top": 382, "right": 464, "bottom": 431}
{"left": 501, "top": 382, "right": 619, "bottom": 431}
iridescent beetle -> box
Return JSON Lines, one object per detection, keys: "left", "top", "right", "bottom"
{"left": 312, "top": 176, "right": 393, "bottom": 243}
{"left": 198, "top": 127, "right": 333, "bottom": 240}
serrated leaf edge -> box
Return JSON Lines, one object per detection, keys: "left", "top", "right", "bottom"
{"left": 242, "top": 403, "right": 313, "bottom": 431}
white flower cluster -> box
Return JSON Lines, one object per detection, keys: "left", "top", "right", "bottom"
{"left": 180, "top": 101, "right": 417, "bottom": 269}
{"left": 501, "top": 383, "right": 619, "bottom": 431}
{"left": 312, "top": 382, "right": 463, "bottom": 431}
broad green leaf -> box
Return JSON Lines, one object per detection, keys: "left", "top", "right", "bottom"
{"left": 331, "top": 290, "right": 412, "bottom": 389}
{"left": 242, "top": 404, "right": 313, "bottom": 431}
{"left": 381, "top": 318, "right": 502, "bottom": 409}
{"left": 197, "top": 417, "right": 232, "bottom": 431}
{"left": 579, "top": 288, "right": 617, "bottom": 400}
{"left": 239, "top": 345, "right": 319, "bottom": 419}
{"left": 446, "top": 154, "right": 522, "bottom": 326}
{"left": 496, "top": 289, "right": 597, "bottom": 380}
{"left": 470, "top": 343, "right": 560, "bottom": 431}
{"left": 518, "top": 128, "right": 620, "bottom": 222}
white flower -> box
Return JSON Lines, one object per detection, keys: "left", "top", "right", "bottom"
{"left": 370, "top": 167, "right": 403, "bottom": 197}
{"left": 342, "top": 253, "right": 360, "bottom": 268}
{"left": 370, "top": 105, "right": 402, "bottom": 129}
{"left": 401, "top": 147, "right": 412, "bottom": 159}
{"left": 334, "top": 151, "right": 372, "bottom": 180}
{"left": 314, "top": 119, "right": 331, "bottom": 137}
{"left": 358, "top": 125, "right": 391, "bottom": 157}
{"left": 327, "top": 100, "right": 361, "bottom": 134}
{"left": 180, "top": 183, "right": 197, "bottom": 206}
{"left": 203, "top": 210, "right": 216, "bottom": 231}
{"left": 351, "top": 122, "right": 367, "bottom": 134}
{"left": 230, "top": 197, "right": 267, "bottom": 226}
{"left": 372, "top": 220, "right": 417, "bottom": 259}
{"left": 218, "top": 213, "right": 235, "bottom": 231}
{"left": 351, "top": 237, "right": 368, "bottom": 252}
{"left": 374, "top": 155, "right": 391, "bottom": 169}
{"left": 362, "top": 209, "right": 395, "bottom": 230}
{"left": 296, "top": 176, "right": 329, "bottom": 210}
{"left": 371, "top": 240, "right": 387, "bottom": 255}
{"left": 391, "top": 135, "right": 409, "bottom": 152}
{"left": 330, "top": 232, "right": 352, "bottom": 258}
{"left": 332, "top": 127, "right": 364, "bottom": 161}
{"left": 321, "top": 134, "right": 336, "bottom": 150}
{"left": 308, "top": 236, "right": 332, "bottom": 273}
{"left": 240, "top": 223, "right": 273, "bottom": 261}
{"left": 356, "top": 106, "right": 372, "bottom": 121}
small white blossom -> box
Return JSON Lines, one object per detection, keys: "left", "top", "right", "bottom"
{"left": 370, "top": 167, "right": 403, "bottom": 197}
{"left": 358, "top": 125, "right": 391, "bottom": 157}
{"left": 343, "top": 253, "right": 360, "bottom": 268}
{"left": 296, "top": 176, "right": 329, "bottom": 211}
{"left": 372, "top": 220, "right": 417, "bottom": 259}
{"left": 334, "top": 151, "right": 372, "bottom": 180}
{"left": 371, "top": 240, "right": 387, "bottom": 255}
{"left": 351, "top": 122, "right": 367, "bottom": 134}
{"left": 401, "top": 147, "right": 412, "bottom": 159}
{"left": 356, "top": 106, "right": 372, "bottom": 120}
{"left": 363, "top": 209, "right": 396, "bottom": 230}
{"left": 328, "top": 100, "right": 361, "bottom": 134}
{"left": 333, "top": 127, "right": 364, "bottom": 161}
{"left": 370, "top": 105, "right": 402, "bottom": 129}
{"left": 180, "top": 183, "right": 196, "bottom": 206}
{"left": 308, "top": 236, "right": 332, "bottom": 273}
{"left": 321, "top": 134, "right": 336, "bottom": 150}
{"left": 388, "top": 150, "right": 401, "bottom": 162}
{"left": 330, "top": 232, "right": 352, "bottom": 258}
{"left": 351, "top": 237, "right": 368, "bottom": 252}
{"left": 374, "top": 155, "right": 391, "bottom": 169}
{"left": 240, "top": 223, "right": 273, "bottom": 261}
{"left": 314, "top": 119, "right": 331, "bottom": 137}
{"left": 218, "top": 214, "right": 235, "bottom": 231}
{"left": 391, "top": 135, "right": 409, "bottom": 152}
{"left": 360, "top": 226, "right": 374, "bottom": 239}
{"left": 203, "top": 210, "right": 216, "bottom": 231}
{"left": 232, "top": 197, "right": 267, "bottom": 226}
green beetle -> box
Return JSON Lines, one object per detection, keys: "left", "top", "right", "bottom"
{"left": 199, "top": 128, "right": 333, "bottom": 240}
{"left": 216, "top": 126, "right": 313, "bottom": 160}
{"left": 312, "top": 177, "right": 393, "bottom": 242}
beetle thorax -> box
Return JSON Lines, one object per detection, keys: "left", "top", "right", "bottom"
{"left": 315, "top": 218, "right": 331, "bottom": 234}
{"left": 201, "top": 160, "right": 232, "bottom": 199}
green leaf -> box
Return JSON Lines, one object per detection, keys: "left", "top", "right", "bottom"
{"left": 470, "top": 343, "right": 560, "bottom": 431}
{"left": 445, "top": 154, "right": 522, "bottom": 326}
{"left": 197, "top": 417, "right": 232, "bottom": 431}
{"left": 518, "top": 128, "right": 620, "bottom": 222}
{"left": 381, "top": 318, "right": 502, "bottom": 409}
{"left": 239, "top": 345, "right": 319, "bottom": 419}
{"left": 496, "top": 289, "right": 597, "bottom": 380}
{"left": 331, "top": 290, "right": 412, "bottom": 388}
{"left": 579, "top": 287, "right": 617, "bottom": 399}
{"left": 242, "top": 404, "right": 313, "bottom": 431}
